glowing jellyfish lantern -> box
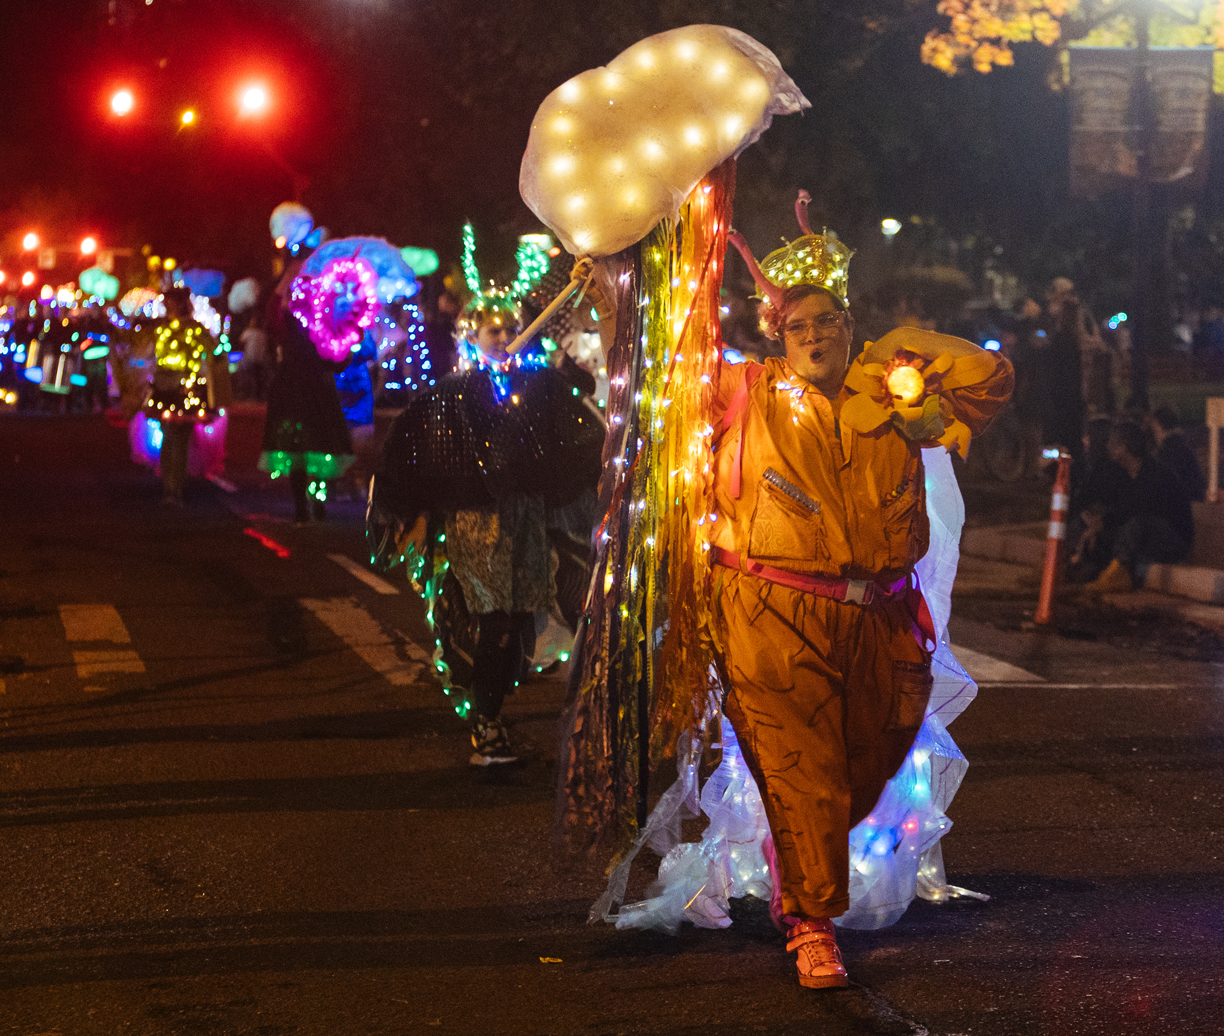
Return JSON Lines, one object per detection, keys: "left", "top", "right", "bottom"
{"left": 290, "top": 256, "right": 380, "bottom": 363}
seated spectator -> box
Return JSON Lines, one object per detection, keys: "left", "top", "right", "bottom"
{"left": 1083, "top": 420, "right": 1194, "bottom": 594}
{"left": 1067, "top": 417, "right": 1130, "bottom": 583}
{"left": 1150, "top": 406, "right": 1206, "bottom": 503}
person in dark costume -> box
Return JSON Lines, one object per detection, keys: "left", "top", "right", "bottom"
{"left": 1037, "top": 277, "right": 1087, "bottom": 464}
{"left": 367, "top": 288, "right": 603, "bottom": 765}
{"left": 259, "top": 255, "right": 355, "bottom": 523}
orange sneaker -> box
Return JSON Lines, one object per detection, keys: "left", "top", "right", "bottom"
{"left": 786, "top": 917, "right": 850, "bottom": 989}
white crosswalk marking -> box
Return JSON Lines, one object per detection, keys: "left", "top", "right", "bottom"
{"left": 59, "top": 604, "right": 131, "bottom": 643}
{"left": 950, "top": 644, "right": 1042, "bottom": 684}
{"left": 301, "top": 598, "right": 427, "bottom": 685}
{"left": 328, "top": 553, "right": 400, "bottom": 595}
{"left": 59, "top": 605, "right": 144, "bottom": 681}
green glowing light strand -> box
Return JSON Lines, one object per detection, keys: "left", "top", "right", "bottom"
{"left": 461, "top": 222, "right": 482, "bottom": 295}
{"left": 257, "top": 450, "right": 354, "bottom": 479}
{"left": 510, "top": 237, "right": 550, "bottom": 297}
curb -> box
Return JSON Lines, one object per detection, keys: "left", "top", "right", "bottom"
{"left": 961, "top": 524, "right": 1046, "bottom": 567}
{"left": 1143, "top": 564, "right": 1224, "bottom": 606}
{"left": 962, "top": 524, "right": 1224, "bottom": 608}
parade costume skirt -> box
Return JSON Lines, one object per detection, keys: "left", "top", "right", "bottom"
{"left": 130, "top": 414, "right": 228, "bottom": 480}
{"left": 430, "top": 488, "right": 598, "bottom": 705}
{"left": 597, "top": 447, "right": 984, "bottom": 932}
{"left": 259, "top": 360, "right": 355, "bottom": 480}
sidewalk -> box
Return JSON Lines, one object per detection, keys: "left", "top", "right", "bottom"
{"left": 960, "top": 521, "right": 1224, "bottom": 633}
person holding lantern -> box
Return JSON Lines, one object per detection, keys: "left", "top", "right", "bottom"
{"left": 259, "top": 250, "right": 355, "bottom": 524}
{"left": 367, "top": 264, "right": 603, "bottom": 766}
{"left": 709, "top": 201, "right": 1014, "bottom": 988}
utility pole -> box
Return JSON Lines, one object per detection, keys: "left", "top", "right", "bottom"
{"left": 1070, "top": 0, "right": 1203, "bottom": 408}
{"left": 1130, "top": 2, "right": 1155, "bottom": 410}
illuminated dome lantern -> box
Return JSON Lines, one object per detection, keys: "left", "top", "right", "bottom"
{"left": 520, "top": 24, "right": 809, "bottom": 257}
{"left": 302, "top": 237, "right": 418, "bottom": 303}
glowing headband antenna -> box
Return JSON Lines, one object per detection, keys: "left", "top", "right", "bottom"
{"left": 795, "top": 190, "right": 813, "bottom": 236}
{"left": 511, "top": 234, "right": 551, "bottom": 297}
{"left": 461, "top": 222, "right": 482, "bottom": 294}
{"left": 727, "top": 230, "right": 785, "bottom": 313}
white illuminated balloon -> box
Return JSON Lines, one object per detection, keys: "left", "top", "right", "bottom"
{"left": 520, "top": 25, "right": 809, "bottom": 258}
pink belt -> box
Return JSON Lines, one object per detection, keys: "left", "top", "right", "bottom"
{"left": 710, "top": 546, "right": 904, "bottom": 604}
{"left": 710, "top": 546, "right": 937, "bottom": 651}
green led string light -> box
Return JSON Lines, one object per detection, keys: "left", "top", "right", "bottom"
{"left": 461, "top": 222, "right": 482, "bottom": 294}
{"left": 510, "top": 235, "right": 551, "bottom": 297}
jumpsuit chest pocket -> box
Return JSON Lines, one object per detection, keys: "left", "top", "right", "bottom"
{"left": 747, "top": 468, "right": 824, "bottom": 562}
{"left": 881, "top": 473, "right": 920, "bottom": 540}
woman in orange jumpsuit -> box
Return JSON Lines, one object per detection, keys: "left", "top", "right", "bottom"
{"left": 712, "top": 226, "right": 1013, "bottom": 988}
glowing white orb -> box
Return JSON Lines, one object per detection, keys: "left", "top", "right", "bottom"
{"left": 886, "top": 366, "right": 925, "bottom": 406}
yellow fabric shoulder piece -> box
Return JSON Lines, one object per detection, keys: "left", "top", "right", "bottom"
{"left": 840, "top": 348, "right": 987, "bottom": 458}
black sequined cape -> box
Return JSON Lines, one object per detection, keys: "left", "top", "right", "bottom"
{"left": 369, "top": 364, "right": 604, "bottom": 558}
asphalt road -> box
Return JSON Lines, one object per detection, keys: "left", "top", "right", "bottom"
{"left": 0, "top": 457, "right": 1221, "bottom": 1036}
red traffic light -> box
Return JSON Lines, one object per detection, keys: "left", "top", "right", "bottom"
{"left": 239, "top": 84, "right": 269, "bottom": 116}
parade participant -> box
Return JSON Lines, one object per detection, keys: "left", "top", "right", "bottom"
{"left": 368, "top": 252, "right": 603, "bottom": 765}
{"left": 519, "top": 24, "right": 1004, "bottom": 993}
{"left": 259, "top": 240, "right": 354, "bottom": 524}
{"left": 333, "top": 328, "right": 377, "bottom": 500}
{"left": 148, "top": 287, "right": 214, "bottom": 505}
{"left": 709, "top": 221, "right": 1013, "bottom": 989}
{"left": 704, "top": 217, "right": 1013, "bottom": 987}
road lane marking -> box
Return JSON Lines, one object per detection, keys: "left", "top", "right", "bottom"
{"left": 72, "top": 649, "right": 146, "bottom": 677}
{"left": 301, "top": 598, "right": 426, "bottom": 685}
{"left": 393, "top": 629, "right": 434, "bottom": 666}
{"left": 59, "top": 604, "right": 131, "bottom": 644}
{"left": 949, "top": 644, "right": 1043, "bottom": 684}
{"left": 59, "top": 605, "right": 145, "bottom": 681}
{"left": 328, "top": 553, "right": 400, "bottom": 595}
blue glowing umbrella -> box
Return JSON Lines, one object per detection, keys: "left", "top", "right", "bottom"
{"left": 301, "top": 237, "right": 418, "bottom": 302}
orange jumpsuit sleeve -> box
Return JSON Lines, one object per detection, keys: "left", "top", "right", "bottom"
{"left": 711, "top": 361, "right": 748, "bottom": 432}
{"left": 941, "top": 352, "right": 1015, "bottom": 436}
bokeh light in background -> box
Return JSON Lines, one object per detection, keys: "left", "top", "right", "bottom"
{"left": 239, "top": 83, "right": 269, "bottom": 116}
{"left": 111, "top": 88, "right": 134, "bottom": 115}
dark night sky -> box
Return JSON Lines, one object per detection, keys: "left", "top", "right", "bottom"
{"left": 1, "top": 0, "right": 1218, "bottom": 310}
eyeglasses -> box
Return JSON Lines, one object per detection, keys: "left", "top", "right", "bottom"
{"left": 783, "top": 312, "right": 843, "bottom": 337}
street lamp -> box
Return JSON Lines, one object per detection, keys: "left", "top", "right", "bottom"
{"left": 22, "top": 232, "right": 39, "bottom": 251}
{"left": 881, "top": 218, "right": 902, "bottom": 239}
{"left": 111, "top": 89, "right": 134, "bottom": 116}
{"left": 81, "top": 237, "right": 98, "bottom": 256}
{"left": 239, "top": 84, "right": 269, "bottom": 116}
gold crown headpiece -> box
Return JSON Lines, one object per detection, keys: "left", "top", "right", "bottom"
{"left": 728, "top": 191, "right": 854, "bottom": 310}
